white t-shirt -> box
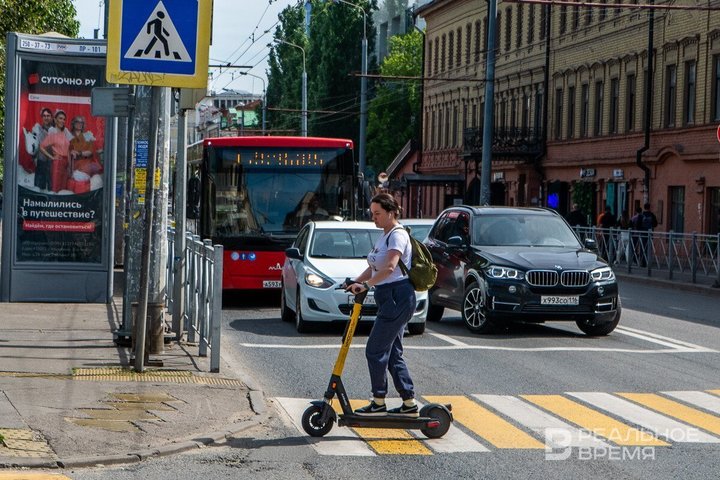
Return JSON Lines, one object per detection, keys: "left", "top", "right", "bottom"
{"left": 367, "top": 226, "right": 411, "bottom": 286}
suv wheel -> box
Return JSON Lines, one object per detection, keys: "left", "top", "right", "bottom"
{"left": 426, "top": 296, "right": 445, "bottom": 322}
{"left": 576, "top": 299, "right": 621, "bottom": 336}
{"left": 462, "top": 281, "right": 495, "bottom": 334}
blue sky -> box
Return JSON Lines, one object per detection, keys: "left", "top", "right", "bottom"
{"left": 72, "top": 0, "right": 298, "bottom": 95}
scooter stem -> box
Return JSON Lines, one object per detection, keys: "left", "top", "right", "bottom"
{"left": 331, "top": 289, "right": 368, "bottom": 376}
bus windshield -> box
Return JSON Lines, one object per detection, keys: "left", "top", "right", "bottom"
{"left": 203, "top": 146, "right": 355, "bottom": 238}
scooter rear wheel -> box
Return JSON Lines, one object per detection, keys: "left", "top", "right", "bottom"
{"left": 419, "top": 404, "right": 452, "bottom": 439}
{"left": 302, "top": 404, "right": 334, "bottom": 437}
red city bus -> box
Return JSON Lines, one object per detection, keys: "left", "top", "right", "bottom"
{"left": 187, "top": 136, "right": 358, "bottom": 291}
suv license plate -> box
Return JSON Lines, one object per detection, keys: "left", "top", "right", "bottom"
{"left": 541, "top": 295, "right": 579, "bottom": 306}
{"left": 263, "top": 280, "right": 282, "bottom": 288}
{"left": 348, "top": 294, "right": 375, "bottom": 306}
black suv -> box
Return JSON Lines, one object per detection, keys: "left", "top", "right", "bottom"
{"left": 425, "top": 206, "right": 620, "bottom": 336}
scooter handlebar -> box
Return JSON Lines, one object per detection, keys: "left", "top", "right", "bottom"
{"left": 338, "top": 278, "right": 369, "bottom": 304}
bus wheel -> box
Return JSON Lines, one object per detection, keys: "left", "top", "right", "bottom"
{"left": 281, "top": 283, "right": 295, "bottom": 322}
{"left": 295, "top": 289, "right": 312, "bottom": 333}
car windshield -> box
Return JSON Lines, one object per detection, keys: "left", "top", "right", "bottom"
{"left": 474, "top": 214, "right": 582, "bottom": 248}
{"left": 310, "top": 229, "right": 381, "bottom": 259}
{"left": 407, "top": 224, "right": 432, "bottom": 241}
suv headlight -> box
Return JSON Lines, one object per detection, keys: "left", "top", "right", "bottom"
{"left": 590, "top": 266, "right": 615, "bottom": 282}
{"left": 485, "top": 265, "right": 525, "bottom": 280}
{"left": 305, "top": 270, "right": 334, "bottom": 289}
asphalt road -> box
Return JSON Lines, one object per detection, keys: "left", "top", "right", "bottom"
{"left": 71, "top": 279, "right": 720, "bottom": 479}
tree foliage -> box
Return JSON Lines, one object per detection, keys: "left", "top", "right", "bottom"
{"left": 366, "top": 29, "right": 422, "bottom": 173}
{"left": 0, "top": 0, "right": 79, "bottom": 179}
{"left": 266, "top": 0, "right": 377, "bottom": 147}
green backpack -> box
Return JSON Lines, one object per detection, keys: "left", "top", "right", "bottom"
{"left": 387, "top": 226, "right": 438, "bottom": 292}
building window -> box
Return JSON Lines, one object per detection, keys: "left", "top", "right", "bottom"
{"left": 434, "top": 38, "right": 439, "bottom": 75}
{"left": 528, "top": 5, "right": 535, "bottom": 44}
{"left": 448, "top": 31, "right": 454, "bottom": 70}
{"left": 432, "top": 110, "right": 438, "bottom": 149}
{"left": 522, "top": 93, "right": 530, "bottom": 132}
{"left": 713, "top": 55, "right": 720, "bottom": 121}
{"left": 452, "top": 105, "right": 458, "bottom": 147}
{"left": 614, "top": 0, "right": 622, "bottom": 17}
{"left": 665, "top": 64, "right": 677, "bottom": 127}
{"left": 560, "top": 5, "right": 568, "bottom": 34}
{"left": 516, "top": 3, "right": 524, "bottom": 48}
{"left": 609, "top": 77, "right": 619, "bottom": 134}
{"left": 683, "top": 60, "right": 696, "bottom": 126}
{"left": 474, "top": 20, "right": 482, "bottom": 63}
{"left": 463, "top": 103, "right": 468, "bottom": 140}
{"left": 567, "top": 85, "right": 575, "bottom": 138}
{"left": 511, "top": 96, "right": 517, "bottom": 131}
{"left": 465, "top": 24, "right": 472, "bottom": 65}
{"left": 445, "top": 106, "right": 451, "bottom": 147}
{"left": 440, "top": 35, "right": 446, "bottom": 73}
{"left": 572, "top": 5, "right": 580, "bottom": 30}
{"left": 540, "top": 5, "right": 547, "bottom": 40}
{"left": 534, "top": 88, "right": 543, "bottom": 133}
{"left": 479, "top": 100, "right": 485, "bottom": 132}
{"left": 594, "top": 80, "right": 604, "bottom": 136}
{"left": 554, "top": 87, "right": 563, "bottom": 140}
{"left": 585, "top": 3, "right": 593, "bottom": 25}
{"left": 669, "top": 186, "right": 685, "bottom": 233}
{"left": 426, "top": 40, "right": 432, "bottom": 75}
{"left": 625, "top": 73, "right": 636, "bottom": 132}
{"left": 484, "top": 17, "right": 489, "bottom": 54}
{"left": 710, "top": 188, "right": 720, "bottom": 235}
{"left": 505, "top": 7, "right": 513, "bottom": 52}
{"left": 499, "top": 98, "right": 507, "bottom": 134}
{"left": 456, "top": 27, "right": 462, "bottom": 67}
{"left": 496, "top": 13, "right": 502, "bottom": 50}
{"left": 580, "top": 83, "right": 589, "bottom": 137}
{"left": 599, "top": 0, "right": 607, "bottom": 21}
{"left": 471, "top": 103, "right": 477, "bottom": 128}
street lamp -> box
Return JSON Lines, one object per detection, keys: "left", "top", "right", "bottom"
{"left": 326, "top": 0, "right": 368, "bottom": 175}
{"left": 239, "top": 72, "right": 267, "bottom": 135}
{"left": 273, "top": 39, "right": 307, "bottom": 137}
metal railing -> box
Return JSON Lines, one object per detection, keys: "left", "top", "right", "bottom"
{"left": 167, "top": 230, "right": 224, "bottom": 372}
{"left": 573, "top": 226, "right": 720, "bottom": 287}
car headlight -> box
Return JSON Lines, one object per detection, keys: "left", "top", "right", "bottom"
{"left": 590, "top": 266, "right": 616, "bottom": 282}
{"left": 485, "top": 265, "right": 525, "bottom": 280}
{"left": 305, "top": 270, "right": 334, "bottom": 288}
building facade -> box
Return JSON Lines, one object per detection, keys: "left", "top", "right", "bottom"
{"left": 413, "top": 0, "right": 720, "bottom": 235}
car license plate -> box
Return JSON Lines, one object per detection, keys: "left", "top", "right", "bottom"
{"left": 348, "top": 294, "right": 375, "bottom": 306}
{"left": 262, "top": 280, "right": 281, "bottom": 288}
{"left": 541, "top": 296, "right": 579, "bottom": 306}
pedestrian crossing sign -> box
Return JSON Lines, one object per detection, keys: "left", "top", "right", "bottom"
{"left": 107, "top": 0, "right": 211, "bottom": 88}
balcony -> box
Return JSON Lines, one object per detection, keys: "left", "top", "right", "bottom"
{"left": 462, "top": 127, "right": 544, "bottom": 159}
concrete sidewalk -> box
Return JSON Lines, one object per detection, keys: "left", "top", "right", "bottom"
{"left": 0, "top": 298, "right": 265, "bottom": 469}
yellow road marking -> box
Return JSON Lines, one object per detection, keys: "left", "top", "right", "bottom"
{"left": 708, "top": 390, "right": 720, "bottom": 397}
{"left": 618, "top": 393, "right": 720, "bottom": 436}
{"left": 522, "top": 395, "right": 668, "bottom": 446}
{"left": 0, "top": 474, "right": 72, "bottom": 479}
{"left": 425, "top": 395, "right": 544, "bottom": 449}
{"left": 342, "top": 400, "right": 432, "bottom": 455}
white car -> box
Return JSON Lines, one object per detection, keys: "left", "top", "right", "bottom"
{"left": 401, "top": 218, "right": 436, "bottom": 242}
{"left": 281, "top": 221, "right": 428, "bottom": 334}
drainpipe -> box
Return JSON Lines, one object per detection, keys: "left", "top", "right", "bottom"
{"left": 413, "top": 22, "right": 425, "bottom": 175}
{"left": 535, "top": 2, "right": 551, "bottom": 204}
{"left": 636, "top": 0, "right": 654, "bottom": 205}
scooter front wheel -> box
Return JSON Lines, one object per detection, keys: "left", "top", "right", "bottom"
{"left": 302, "top": 404, "right": 334, "bottom": 437}
{"left": 419, "top": 404, "right": 452, "bottom": 439}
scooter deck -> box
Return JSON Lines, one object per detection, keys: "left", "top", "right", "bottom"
{"left": 338, "top": 414, "right": 437, "bottom": 429}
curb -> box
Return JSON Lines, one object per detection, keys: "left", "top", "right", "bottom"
{"left": 616, "top": 272, "right": 720, "bottom": 296}
{"left": 1, "top": 416, "right": 265, "bottom": 470}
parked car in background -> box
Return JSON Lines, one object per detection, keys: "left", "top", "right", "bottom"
{"left": 401, "top": 218, "right": 435, "bottom": 242}
{"left": 281, "top": 221, "right": 428, "bottom": 334}
{"left": 425, "top": 206, "right": 621, "bottom": 336}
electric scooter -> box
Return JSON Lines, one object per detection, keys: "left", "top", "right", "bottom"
{"left": 301, "top": 281, "right": 453, "bottom": 439}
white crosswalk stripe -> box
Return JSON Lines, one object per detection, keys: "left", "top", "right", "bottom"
{"left": 274, "top": 390, "right": 720, "bottom": 456}
{"left": 567, "top": 392, "right": 720, "bottom": 443}
{"left": 474, "top": 394, "right": 610, "bottom": 448}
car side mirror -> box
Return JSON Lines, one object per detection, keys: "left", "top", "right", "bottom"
{"left": 447, "top": 236, "right": 465, "bottom": 248}
{"left": 584, "top": 238, "right": 598, "bottom": 251}
{"left": 285, "top": 247, "right": 302, "bottom": 260}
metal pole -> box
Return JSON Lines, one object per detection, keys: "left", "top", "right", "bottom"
{"left": 359, "top": 35, "right": 368, "bottom": 174}
{"left": 172, "top": 108, "right": 187, "bottom": 341}
{"left": 134, "top": 86, "right": 161, "bottom": 373}
{"left": 480, "top": 0, "right": 498, "bottom": 205}
{"left": 121, "top": 86, "right": 136, "bottom": 340}
{"left": 302, "top": 68, "right": 308, "bottom": 136}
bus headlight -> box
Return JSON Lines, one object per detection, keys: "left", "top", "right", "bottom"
{"left": 305, "top": 271, "right": 334, "bottom": 289}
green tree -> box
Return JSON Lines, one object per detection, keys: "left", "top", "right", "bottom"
{"left": 0, "top": 0, "right": 79, "bottom": 180}
{"left": 366, "top": 29, "right": 422, "bottom": 173}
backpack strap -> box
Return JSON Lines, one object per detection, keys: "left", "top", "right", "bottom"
{"left": 385, "top": 226, "right": 410, "bottom": 276}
